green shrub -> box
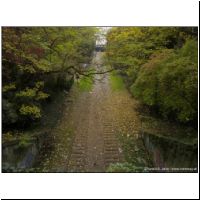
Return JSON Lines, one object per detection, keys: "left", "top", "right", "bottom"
{"left": 131, "top": 49, "right": 174, "bottom": 106}
{"left": 110, "top": 71, "right": 125, "bottom": 91}
{"left": 76, "top": 76, "right": 93, "bottom": 92}
{"left": 107, "top": 162, "right": 144, "bottom": 172}
{"left": 131, "top": 39, "right": 198, "bottom": 124}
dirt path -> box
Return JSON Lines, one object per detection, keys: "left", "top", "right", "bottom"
{"left": 39, "top": 52, "right": 142, "bottom": 172}
{"left": 67, "top": 53, "right": 124, "bottom": 172}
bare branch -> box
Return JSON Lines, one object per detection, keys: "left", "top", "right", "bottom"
{"left": 57, "top": 66, "right": 114, "bottom": 77}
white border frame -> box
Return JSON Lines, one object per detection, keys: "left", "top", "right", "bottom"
{"left": 0, "top": 0, "right": 199, "bottom": 199}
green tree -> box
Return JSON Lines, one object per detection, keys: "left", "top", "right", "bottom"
{"left": 105, "top": 27, "right": 198, "bottom": 125}
{"left": 131, "top": 39, "right": 198, "bottom": 124}
{"left": 2, "top": 27, "right": 97, "bottom": 127}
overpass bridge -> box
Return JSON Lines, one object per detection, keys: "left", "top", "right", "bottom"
{"left": 95, "top": 31, "right": 107, "bottom": 52}
{"left": 95, "top": 44, "right": 106, "bottom": 52}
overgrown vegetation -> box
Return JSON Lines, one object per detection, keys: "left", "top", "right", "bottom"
{"left": 119, "top": 131, "right": 153, "bottom": 166}
{"left": 76, "top": 75, "right": 94, "bottom": 92}
{"left": 107, "top": 162, "right": 145, "bottom": 172}
{"left": 2, "top": 27, "right": 198, "bottom": 172}
{"left": 2, "top": 27, "right": 97, "bottom": 130}
{"left": 110, "top": 71, "right": 125, "bottom": 91}
{"left": 105, "top": 27, "right": 198, "bottom": 127}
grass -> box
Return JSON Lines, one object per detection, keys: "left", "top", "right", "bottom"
{"left": 106, "top": 162, "right": 145, "bottom": 172}
{"left": 76, "top": 76, "right": 94, "bottom": 92}
{"left": 110, "top": 71, "right": 125, "bottom": 91}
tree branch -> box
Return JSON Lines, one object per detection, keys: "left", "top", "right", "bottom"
{"left": 71, "top": 67, "right": 114, "bottom": 77}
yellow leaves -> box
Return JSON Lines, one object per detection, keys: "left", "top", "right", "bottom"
{"left": 3, "top": 131, "right": 14, "bottom": 142}
{"left": 18, "top": 64, "right": 36, "bottom": 74}
{"left": 3, "top": 83, "right": 16, "bottom": 92}
{"left": 35, "top": 91, "right": 49, "bottom": 100}
{"left": 16, "top": 85, "right": 49, "bottom": 101}
{"left": 37, "top": 59, "right": 52, "bottom": 72}
{"left": 35, "top": 81, "right": 44, "bottom": 89}
{"left": 16, "top": 88, "right": 36, "bottom": 98}
{"left": 19, "top": 104, "right": 41, "bottom": 118}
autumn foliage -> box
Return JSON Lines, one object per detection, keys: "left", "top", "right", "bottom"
{"left": 106, "top": 27, "right": 198, "bottom": 126}
{"left": 2, "top": 27, "right": 96, "bottom": 128}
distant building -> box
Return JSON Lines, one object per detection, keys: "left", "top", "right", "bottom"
{"left": 95, "top": 28, "right": 108, "bottom": 51}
